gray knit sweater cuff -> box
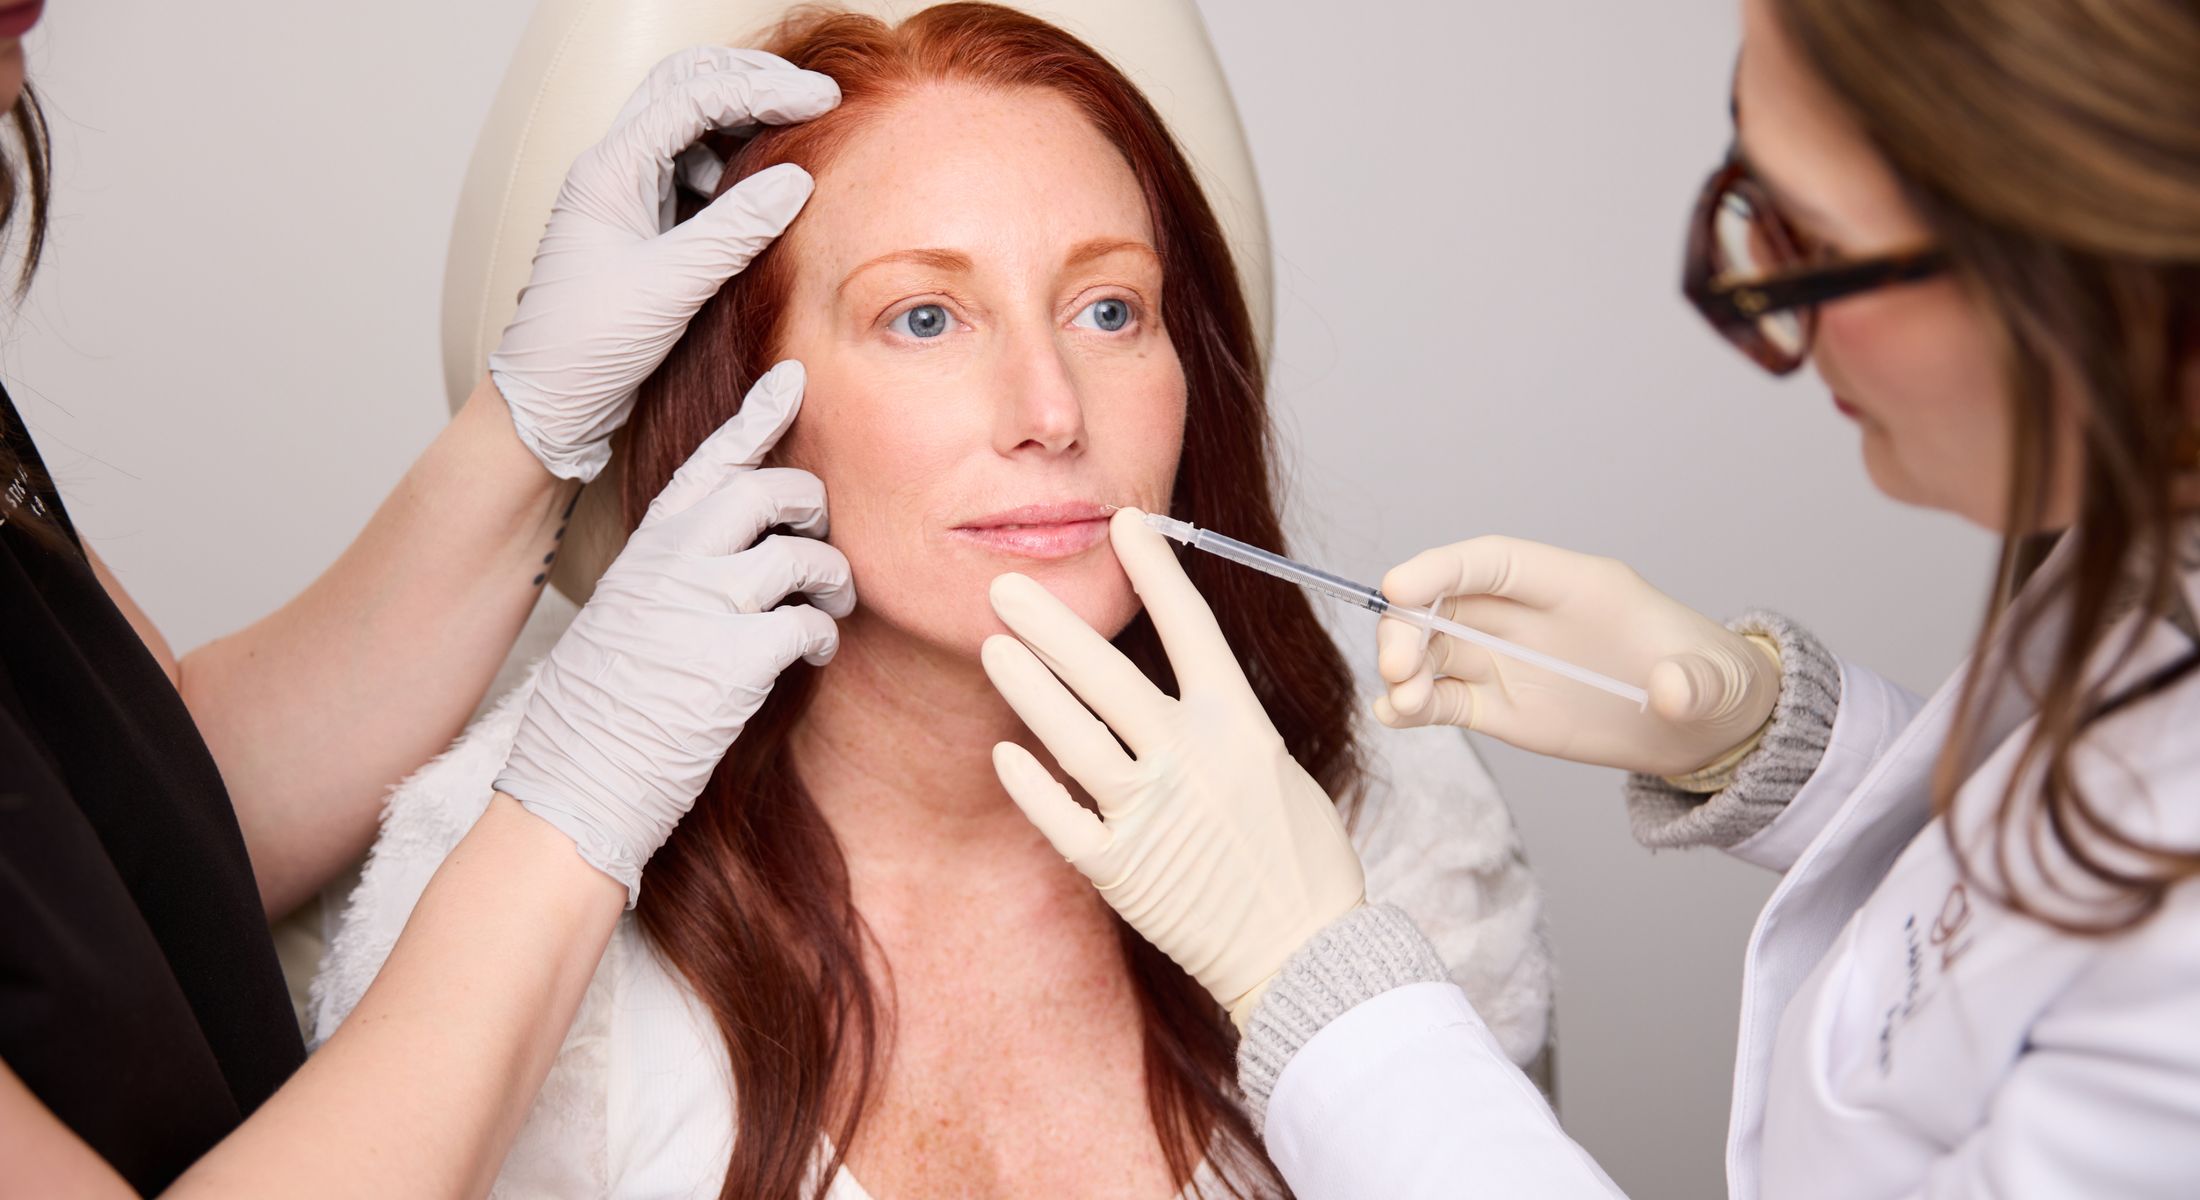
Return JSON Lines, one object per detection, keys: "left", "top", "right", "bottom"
{"left": 1236, "top": 903, "right": 1447, "bottom": 1133}
{"left": 1623, "top": 610, "right": 1841, "bottom": 851}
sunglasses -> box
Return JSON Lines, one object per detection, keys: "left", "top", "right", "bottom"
{"left": 1683, "top": 150, "right": 1949, "bottom": 375}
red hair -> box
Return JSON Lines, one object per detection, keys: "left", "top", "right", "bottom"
{"left": 623, "top": 7, "right": 1362, "bottom": 1197}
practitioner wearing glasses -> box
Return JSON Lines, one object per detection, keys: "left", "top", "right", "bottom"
{"left": 979, "top": 0, "right": 2200, "bottom": 1195}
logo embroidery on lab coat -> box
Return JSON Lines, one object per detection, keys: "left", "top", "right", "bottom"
{"left": 1877, "top": 881, "right": 1975, "bottom": 1075}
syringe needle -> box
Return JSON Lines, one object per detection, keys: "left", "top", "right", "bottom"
{"left": 1142, "top": 512, "right": 1649, "bottom": 707}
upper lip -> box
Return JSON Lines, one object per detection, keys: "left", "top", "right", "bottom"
{"left": 954, "top": 502, "right": 1112, "bottom": 529}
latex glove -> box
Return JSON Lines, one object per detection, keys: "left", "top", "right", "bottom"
{"left": 981, "top": 508, "right": 1365, "bottom": 1027}
{"left": 1375, "top": 536, "right": 1780, "bottom": 778}
{"left": 490, "top": 47, "right": 841, "bottom": 481}
{"left": 495, "top": 362, "right": 854, "bottom": 904}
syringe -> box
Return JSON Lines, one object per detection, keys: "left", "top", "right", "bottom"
{"left": 1143, "top": 512, "right": 1649, "bottom": 707}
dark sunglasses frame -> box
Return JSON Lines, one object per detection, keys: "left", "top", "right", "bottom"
{"left": 1683, "top": 154, "right": 1950, "bottom": 375}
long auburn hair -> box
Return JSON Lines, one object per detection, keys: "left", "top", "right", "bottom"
{"left": 0, "top": 82, "right": 60, "bottom": 552}
{"left": 1774, "top": 0, "right": 2200, "bottom": 931}
{"left": 620, "top": 7, "right": 1361, "bottom": 1197}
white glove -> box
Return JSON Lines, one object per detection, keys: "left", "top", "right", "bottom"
{"left": 489, "top": 47, "right": 841, "bottom": 481}
{"left": 1375, "top": 536, "right": 1780, "bottom": 778}
{"left": 981, "top": 508, "right": 1365, "bottom": 1027}
{"left": 495, "top": 362, "right": 854, "bottom": 903}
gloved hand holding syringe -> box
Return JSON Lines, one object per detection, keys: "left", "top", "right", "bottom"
{"left": 1138, "top": 512, "right": 1650, "bottom": 708}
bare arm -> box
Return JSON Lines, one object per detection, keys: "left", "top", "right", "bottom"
{"left": 151, "top": 377, "right": 577, "bottom": 917}
{"left": 0, "top": 796, "right": 622, "bottom": 1200}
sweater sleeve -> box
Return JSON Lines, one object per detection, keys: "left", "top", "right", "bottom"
{"left": 1622, "top": 610, "right": 1843, "bottom": 851}
{"left": 1239, "top": 714, "right": 1554, "bottom": 1130}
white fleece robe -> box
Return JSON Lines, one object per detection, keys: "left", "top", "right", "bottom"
{"left": 309, "top": 651, "right": 1552, "bottom": 1198}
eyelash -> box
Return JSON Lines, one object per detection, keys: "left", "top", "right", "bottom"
{"left": 877, "top": 292, "right": 1147, "bottom": 341}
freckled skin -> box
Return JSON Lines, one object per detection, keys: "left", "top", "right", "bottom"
{"left": 767, "top": 84, "right": 1189, "bottom": 1198}
{"left": 772, "top": 83, "right": 1187, "bottom": 662}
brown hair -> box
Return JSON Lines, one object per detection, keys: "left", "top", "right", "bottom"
{"left": 620, "top": 6, "right": 1361, "bottom": 1197}
{"left": 0, "top": 82, "right": 60, "bottom": 551}
{"left": 1772, "top": 0, "right": 2200, "bottom": 930}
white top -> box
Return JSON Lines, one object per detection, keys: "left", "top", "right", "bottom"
{"left": 310, "top": 665, "right": 1550, "bottom": 1198}
{"left": 1262, "top": 533, "right": 2200, "bottom": 1199}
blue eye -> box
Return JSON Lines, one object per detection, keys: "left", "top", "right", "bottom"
{"left": 1073, "top": 298, "right": 1133, "bottom": 332}
{"left": 891, "top": 304, "right": 952, "bottom": 339}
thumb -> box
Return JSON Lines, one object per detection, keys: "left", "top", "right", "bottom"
{"left": 992, "top": 742, "right": 1112, "bottom": 867}
{"left": 1648, "top": 645, "right": 1764, "bottom": 728}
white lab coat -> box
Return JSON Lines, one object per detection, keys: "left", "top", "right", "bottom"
{"left": 1266, "top": 546, "right": 2200, "bottom": 1199}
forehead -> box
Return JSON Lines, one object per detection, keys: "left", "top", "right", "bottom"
{"left": 788, "top": 82, "right": 1154, "bottom": 273}
{"left": 1734, "top": 0, "right": 1922, "bottom": 239}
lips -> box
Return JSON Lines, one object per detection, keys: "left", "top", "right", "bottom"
{"left": 0, "top": 0, "right": 42, "bottom": 40}
{"left": 951, "top": 502, "right": 1113, "bottom": 559}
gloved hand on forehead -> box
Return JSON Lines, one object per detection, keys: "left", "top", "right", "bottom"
{"left": 1375, "top": 535, "right": 1781, "bottom": 779}
{"left": 981, "top": 509, "right": 1366, "bottom": 1027}
{"left": 490, "top": 46, "right": 841, "bottom": 482}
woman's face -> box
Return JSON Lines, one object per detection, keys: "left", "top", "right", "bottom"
{"left": 769, "top": 83, "right": 1186, "bottom": 658}
{"left": 1736, "top": 0, "right": 2082, "bottom": 530}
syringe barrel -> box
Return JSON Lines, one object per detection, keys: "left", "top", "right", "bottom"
{"left": 1190, "top": 530, "right": 1387, "bottom": 613}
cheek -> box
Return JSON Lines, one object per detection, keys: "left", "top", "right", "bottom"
{"left": 1816, "top": 282, "right": 2013, "bottom": 525}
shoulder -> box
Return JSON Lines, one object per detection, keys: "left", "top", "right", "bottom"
{"left": 1347, "top": 707, "right": 1519, "bottom": 877}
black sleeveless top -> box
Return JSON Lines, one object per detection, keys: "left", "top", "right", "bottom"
{"left": 0, "top": 386, "right": 304, "bottom": 1190}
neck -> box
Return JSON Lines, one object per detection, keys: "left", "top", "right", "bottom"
{"left": 790, "top": 611, "right": 1066, "bottom": 887}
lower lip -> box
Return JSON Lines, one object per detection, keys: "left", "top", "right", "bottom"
{"left": 1833, "top": 395, "right": 1860, "bottom": 419}
{"left": 0, "top": 1, "right": 43, "bottom": 40}
{"left": 949, "top": 518, "right": 1110, "bottom": 559}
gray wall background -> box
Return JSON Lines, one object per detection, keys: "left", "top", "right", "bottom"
{"left": 11, "top": 2, "right": 1992, "bottom": 1194}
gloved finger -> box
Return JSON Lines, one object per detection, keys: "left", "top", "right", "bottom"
{"left": 1376, "top": 614, "right": 1430, "bottom": 684}
{"left": 1381, "top": 535, "right": 1583, "bottom": 612}
{"left": 656, "top": 163, "right": 816, "bottom": 283}
{"left": 1375, "top": 676, "right": 1484, "bottom": 732}
{"left": 659, "top": 468, "right": 828, "bottom": 555}
{"left": 723, "top": 534, "right": 856, "bottom": 618}
{"left": 991, "top": 741, "right": 1112, "bottom": 865}
{"left": 645, "top": 361, "right": 807, "bottom": 522}
{"left": 621, "top": 67, "right": 840, "bottom": 179}
{"left": 980, "top": 635, "right": 1137, "bottom": 802}
{"left": 1107, "top": 508, "right": 1241, "bottom": 695}
{"left": 988, "top": 573, "right": 1172, "bottom": 753}
{"left": 1648, "top": 646, "right": 1764, "bottom": 726}
{"left": 610, "top": 46, "right": 810, "bottom": 128}
{"left": 675, "top": 142, "right": 729, "bottom": 198}
{"left": 750, "top": 601, "right": 843, "bottom": 668}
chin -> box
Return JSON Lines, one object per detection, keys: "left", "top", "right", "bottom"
{"left": 1011, "top": 553, "right": 1143, "bottom": 640}
{"left": 855, "top": 555, "right": 1142, "bottom": 663}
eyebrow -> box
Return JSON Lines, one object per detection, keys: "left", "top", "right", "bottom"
{"left": 836, "top": 248, "right": 974, "bottom": 297}
{"left": 834, "top": 237, "right": 1160, "bottom": 298}
{"left": 1728, "top": 66, "right": 1840, "bottom": 236}
{"left": 1733, "top": 144, "right": 1843, "bottom": 235}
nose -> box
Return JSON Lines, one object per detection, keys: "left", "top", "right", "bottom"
{"left": 991, "top": 324, "right": 1086, "bottom": 458}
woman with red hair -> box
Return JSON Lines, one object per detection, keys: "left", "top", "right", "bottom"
{"left": 316, "top": 6, "right": 1548, "bottom": 1198}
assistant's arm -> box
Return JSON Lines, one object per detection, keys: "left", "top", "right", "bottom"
{"left": 137, "top": 376, "right": 846, "bottom": 916}
{"left": 165, "top": 381, "right": 569, "bottom": 917}
{"left": 86, "top": 50, "right": 841, "bottom": 918}
{"left": 1, "top": 796, "right": 623, "bottom": 1200}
